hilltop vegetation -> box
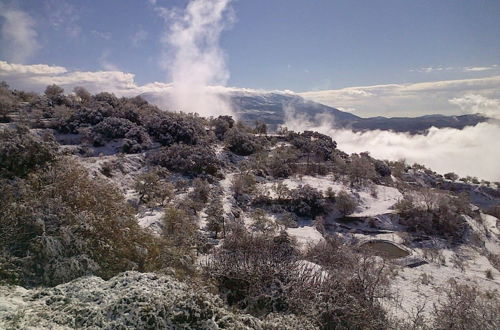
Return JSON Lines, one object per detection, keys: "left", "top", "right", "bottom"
{"left": 1, "top": 83, "right": 499, "bottom": 329}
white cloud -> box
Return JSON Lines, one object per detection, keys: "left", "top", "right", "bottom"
{"left": 0, "top": 60, "right": 170, "bottom": 96}
{"left": 300, "top": 76, "right": 500, "bottom": 117}
{"left": 0, "top": 60, "right": 283, "bottom": 98}
{"left": 0, "top": 7, "right": 39, "bottom": 63}
{"left": 463, "top": 65, "right": 499, "bottom": 72}
{"left": 284, "top": 109, "right": 500, "bottom": 182}
{"left": 98, "top": 51, "right": 120, "bottom": 71}
{"left": 450, "top": 94, "right": 500, "bottom": 119}
{"left": 410, "top": 65, "right": 499, "bottom": 74}
{"left": 412, "top": 66, "right": 446, "bottom": 73}
{"left": 131, "top": 28, "right": 148, "bottom": 47}
{"left": 91, "top": 30, "right": 112, "bottom": 40}
{"left": 45, "top": 0, "right": 81, "bottom": 37}
{"left": 0, "top": 61, "right": 66, "bottom": 75}
{"left": 157, "top": 0, "right": 235, "bottom": 117}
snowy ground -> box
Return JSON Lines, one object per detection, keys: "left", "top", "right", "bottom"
{"left": 287, "top": 226, "right": 325, "bottom": 251}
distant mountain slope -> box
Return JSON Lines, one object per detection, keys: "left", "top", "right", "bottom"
{"left": 229, "top": 91, "right": 360, "bottom": 128}
{"left": 352, "top": 113, "right": 488, "bottom": 133}
{"left": 141, "top": 90, "right": 488, "bottom": 133}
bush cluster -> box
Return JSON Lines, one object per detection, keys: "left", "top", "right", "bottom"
{"left": 0, "top": 125, "right": 59, "bottom": 179}
{"left": 0, "top": 159, "right": 155, "bottom": 286}
{"left": 287, "top": 130, "right": 337, "bottom": 161}
{"left": 205, "top": 230, "right": 392, "bottom": 329}
{"left": 395, "top": 189, "right": 472, "bottom": 241}
{"left": 224, "top": 127, "right": 260, "bottom": 156}
{"left": 148, "top": 143, "right": 222, "bottom": 177}
{"left": 289, "top": 184, "right": 327, "bottom": 217}
{"left": 144, "top": 112, "right": 206, "bottom": 146}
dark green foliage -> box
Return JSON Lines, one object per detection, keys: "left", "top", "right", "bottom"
{"left": 61, "top": 107, "right": 106, "bottom": 133}
{"left": 444, "top": 172, "right": 459, "bottom": 181}
{"left": 224, "top": 128, "right": 259, "bottom": 156}
{"left": 0, "top": 81, "right": 16, "bottom": 122}
{"left": 93, "top": 92, "right": 120, "bottom": 108}
{"left": 148, "top": 143, "right": 221, "bottom": 177}
{"left": 92, "top": 117, "right": 136, "bottom": 139}
{"left": 374, "top": 160, "right": 391, "bottom": 177}
{"left": 267, "top": 146, "right": 299, "bottom": 178}
{"left": 213, "top": 115, "right": 235, "bottom": 140}
{"left": 288, "top": 130, "right": 337, "bottom": 161}
{"left": 145, "top": 112, "right": 206, "bottom": 146}
{"left": 289, "top": 184, "right": 326, "bottom": 217}
{"left": 206, "top": 196, "right": 225, "bottom": 238}
{"left": 90, "top": 117, "right": 152, "bottom": 152}
{"left": 122, "top": 126, "right": 152, "bottom": 152}
{"left": 0, "top": 125, "right": 59, "bottom": 179}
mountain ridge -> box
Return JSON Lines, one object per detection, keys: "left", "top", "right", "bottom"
{"left": 140, "top": 90, "right": 488, "bottom": 133}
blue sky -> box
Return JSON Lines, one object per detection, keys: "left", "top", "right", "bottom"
{"left": 1, "top": 0, "right": 499, "bottom": 91}
{"left": 0, "top": 0, "right": 499, "bottom": 118}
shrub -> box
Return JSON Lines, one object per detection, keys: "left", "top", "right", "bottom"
{"left": 44, "top": 84, "right": 65, "bottom": 105}
{"left": 395, "top": 189, "right": 471, "bottom": 241}
{"left": 93, "top": 92, "right": 120, "bottom": 108}
{"left": 205, "top": 231, "right": 392, "bottom": 328}
{"left": 232, "top": 172, "right": 257, "bottom": 199}
{"left": 212, "top": 115, "right": 234, "bottom": 140}
{"left": 289, "top": 184, "right": 326, "bottom": 217}
{"left": 73, "top": 86, "right": 92, "bottom": 103}
{"left": 224, "top": 128, "right": 259, "bottom": 156}
{"left": 335, "top": 190, "right": 358, "bottom": 215}
{"left": 0, "top": 81, "right": 16, "bottom": 122}
{"left": 267, "top": 147, "right": 299, "bottom": 178}
{"left": 204, "top": 230, "right": 299, "bottom": 313}
{"left": 145, "top": 112, "right": 206, "bottom": 146}
{"left": 162, "top": 205, "right": 198, "bottom": 249}
{"left": 250, "top": 209, "right": 277, "bottom": 234}
{"left": 0, "top": 125, "right": 59, "bottom": 179}
{"left": 205, "top": 196, "right": 225, "bottom": 238}
{"left": 190, "top": 178, "right": 211, "bottom": 204}
{"left": 0, "top": 159, "right": 154, "bottom": 286}
{"left": 134, "top": 167, "right": 174, "bottom": 206}
{"left": 348, "top": 153, "right": 377, "bottom": 185}
{"left": 432, "top": 282, "right": 499, "bottom": 329}
{"left": 92, "top": 117, "right": 136, "bottom": 140}
{"left": 122, "top": 126, "right": 152, "bottom": 153}
{"left": 148, "top": 143, "right": 221, "bottom": 177}
{"left": 374, "top": 160, "right": 391, "bottom": 177}
{"left": 288, "top": 130, "right": 337, "bottom": 161}
{"left": 0, "top": 271, "right": 315, "bottom": 329}
{"left": 444, "top": 172, "right": 459, "bottom": 181}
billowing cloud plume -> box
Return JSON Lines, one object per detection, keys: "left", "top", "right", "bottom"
{"left": 300, "top": 76, "right": 500, "bottom": 118}
{"left": 0, "top": 6, "right": 39, "bottom": 63}
{"left": 157, "top": 0, "right": 235, "bottom": 117}
{"left": 284, "top": 109, "right": 500, "bottom": 182}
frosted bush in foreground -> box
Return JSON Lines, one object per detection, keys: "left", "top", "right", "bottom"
{"left": 0, "top": 271, "right": 315, "bottom": 329}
